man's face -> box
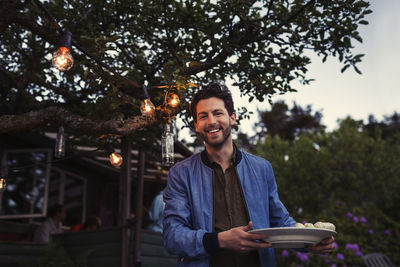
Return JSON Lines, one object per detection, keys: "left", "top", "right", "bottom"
{"left": 57, "top": 208, "right": 67, "bottom": 222}
{"left": 194, "top": 97, "right": 236, "bottom": 149}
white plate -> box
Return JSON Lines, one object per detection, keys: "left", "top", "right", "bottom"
{"left": 249, "top": 227, "right": 337, "bottom": 248}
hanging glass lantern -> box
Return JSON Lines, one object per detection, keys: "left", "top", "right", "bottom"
{"left": 54, "top": 126, "right": 65, "bottom": 158}
{"left": 162, "top": 123, "right": 174, "bottom": 166}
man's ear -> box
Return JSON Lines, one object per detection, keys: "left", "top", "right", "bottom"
{"left": 194, "top": 119, "right": 199, "bottom": 133}
{"left": 230, "top": 112, "right": 237, "bottom": 125}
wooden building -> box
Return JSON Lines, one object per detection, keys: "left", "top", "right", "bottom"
{"left": 0, "top": 131, "right": 192, "bottom": 266}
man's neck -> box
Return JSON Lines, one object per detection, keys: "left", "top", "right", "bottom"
{"left": 205, "top": 139, "right": 234, "bottom": 171}
{"left": 51, "top": 217, "right": 61, "bottom": 226}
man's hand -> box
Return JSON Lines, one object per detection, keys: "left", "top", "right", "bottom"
{"left": 306, "top": 236, "right": 335, "bottom": 254}
{"left": 217, "top": 221, "right": 272, "bottom": 253}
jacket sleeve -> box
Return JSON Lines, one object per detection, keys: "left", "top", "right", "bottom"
{"left": 265, "top": 161, "right": 296, "bottom": 228}
{"left": 162, "top": 166, "right": 209, "bottom": 259}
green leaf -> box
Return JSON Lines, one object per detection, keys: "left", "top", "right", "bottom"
{"left": 341, "top": 64, "right": 350, "bottom": 73}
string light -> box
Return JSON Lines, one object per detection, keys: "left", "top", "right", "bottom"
{"left": 52, "top": 31, "right": 74, "bottom": 71}
{"left": 33, "top": 0, "right": 197, "bottom": 120}
{"left": 168, "top": 93, "right": 180, "bottom": 108}
{"left": 140, "top": 85, "right": 155, "bottom": 116}
{"left": 0, "top": 177, "right": 6, "bottom": 193}
{"left": 109, "top": 152, "right": 123, "bottom": 167}
{"left": 141, "top": 99, "right": 155, "bottom": 116}
{"left": 105, "top": 144, "right": 123, "bottom": 167}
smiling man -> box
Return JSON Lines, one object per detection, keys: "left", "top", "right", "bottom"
{"left": 195, "top": 96, "right": 234, "bottom": 151}
{"left": 163, "top": 83, "right": 333, "bottom": 267}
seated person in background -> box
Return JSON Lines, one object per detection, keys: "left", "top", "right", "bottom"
{"left": 83, "top": 216, "right": 102, "bottom": 231}
{"left": 33, "top": 204, "right": 66, "bottom": 243}
{"left": 70, "top": 215, "right": 102, "bottom": 232}
{"left": 146, "top": 189, "right": 165, "bottom": 233}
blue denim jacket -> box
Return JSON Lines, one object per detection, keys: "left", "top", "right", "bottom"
{"left": 163, "top": 149, "right": 295, "bottom": 267}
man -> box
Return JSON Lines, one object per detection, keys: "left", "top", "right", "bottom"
{"left": 33, "top": 204, "right": 66, "bottom": 243}
{"left": 163, "top": 83, "right": 334, "bottom": 267}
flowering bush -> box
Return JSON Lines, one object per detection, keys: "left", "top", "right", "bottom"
{"left": 254, "top": 120, "right": 400, "bottom": 266}
{"left": 275, "top": 202, "right": 399, "bottom": 266}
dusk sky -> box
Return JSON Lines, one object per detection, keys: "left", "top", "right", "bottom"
{"left": 178, "top": 0, "right": 399, "bottom": 141}
{"left": 232, "top": 0, "right": 400, "bottom": 135}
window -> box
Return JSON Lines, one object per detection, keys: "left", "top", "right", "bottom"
{"left": 49, "top": 168, "right": 86, "bottom": 225}
{"left": 0, "top": 149, "right": 86, "bottom": 224}
{"left": 0, "top": 149, "right": 51, "bottom": 218}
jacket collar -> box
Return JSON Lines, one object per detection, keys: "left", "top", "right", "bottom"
{"left": 200, "top": 143, "right": 242, "bottom": 168}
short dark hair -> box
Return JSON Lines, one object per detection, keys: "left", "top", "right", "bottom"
{"left": 83, "top": 216, "right": 100, "bottom": 230}
{"left": 189, "top": 83, "right": 235, "bottom": 123}
{"left": 48, "top": 204, "right": 64, "bottom": 218}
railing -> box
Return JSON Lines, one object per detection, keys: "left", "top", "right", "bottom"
{"left": 0, "top": 226, "right": 177, "bottom": 267}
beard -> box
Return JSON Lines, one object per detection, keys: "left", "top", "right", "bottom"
{"left": 198, "top": 122, "right": 232, "bottom": 149}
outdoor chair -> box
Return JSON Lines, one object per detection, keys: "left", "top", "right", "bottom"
{"left": 362, "top": 253, "right": 395, "bottom": 267}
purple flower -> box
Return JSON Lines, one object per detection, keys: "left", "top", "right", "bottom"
{"left": 301, "top": 220, "right": 307, "bottom": 224}
{"left": 368, "top": 229, "right": 374, "bottom": 234}
{"left": 353, "top": 216, "right": 359, "bottom": 223}
{"left": 296, "top": 252, "right": 309, "bottom": 262}
{"left": 346, "top": 212, "right": 353, "bottom": 218}
{"left": 337, "top": 253, "right": 345, "bottom": 260}
{"left": 360, "top": 217, "right": 367, "bottom": 223}
{"left": 325, "top": 257, "right": 331, "bottom": 263}
{"left": 356, "top": 251, "right": 364, "bottom": 257}
{"left": 384, "top": 229, "right": 391, "bottom": 235}
{"left": 332, "top": 242, "right": 339, "bottom": 249}
{"left": 336, "top": 200, "right": 344, "bottom": 206}
{"left": 345, "top": 243, "right": 360, "bottom": 252}
{"left": 281, "top": 250, "right": 289, "bottom": 257}
{"left": 331, "top": 264, "right": 337, "bottom": 267}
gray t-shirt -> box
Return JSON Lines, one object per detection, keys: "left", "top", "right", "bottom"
{"left": 33, "top": 218, "right": 62, "bottom": 243}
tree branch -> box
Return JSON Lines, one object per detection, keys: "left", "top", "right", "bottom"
{"left": 28, "top": 74, "right": 85, "bottom": 104}
{"left": 250, "top": 0, "right": 316, "bottom": 43}
{"left": 0, "top": 106, "right": 157, "bottom": 136}
{"left": 179, "top": 0, "right": 315, "bottom": 76}
{"left": 9, "top": 7, "right": 142, "bottom": 98}
{"left": 11, "top": 11, "right": 59, "bottom": 46}
{"left": 0, "top": 0, "right": 19, "bottom": 33}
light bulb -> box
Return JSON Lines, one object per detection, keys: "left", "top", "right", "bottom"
{"left": 0, "top": 177, "right": 6, "bottom": 192}
{"left": 168, "top": 94, "right": 180, "bottom": 108}
{"left": 52, "top": 47, "right": 74, "bottom": 71}
{"left": 109, "top": 152, "right": 123, "bottom": 167}
{"left": 140, "top": 98, "right": 155, "bottom": 116}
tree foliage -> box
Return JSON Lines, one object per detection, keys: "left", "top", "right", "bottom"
{"left": 255, "top": 100, "right": 325, "bottom": 142}
{"left": 0, "top": 0, "right": 371, "bottom": 142}
{"left": 364, "top": 112, "right": 400, "bottom": 140}
{"left": 252, "top": 116, "right": 400, "bottom": 264}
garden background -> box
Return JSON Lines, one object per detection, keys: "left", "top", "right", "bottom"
{"left": 227, "top": 102, "right": 400, "bottom": 266}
